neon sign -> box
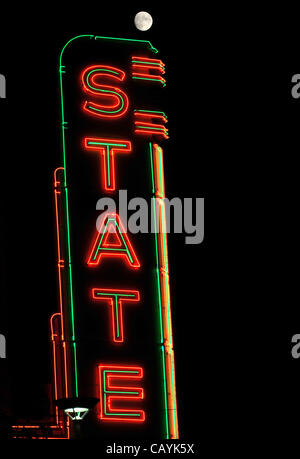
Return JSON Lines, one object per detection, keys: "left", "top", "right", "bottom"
{"left": 37, "top": 35, "right": 179, "bottom": 440}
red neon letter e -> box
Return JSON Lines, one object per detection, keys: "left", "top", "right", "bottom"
{"left": 98, "top": 364, "right": 145, "bottom": 422}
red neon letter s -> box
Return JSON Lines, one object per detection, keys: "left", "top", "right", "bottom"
{"left": 81, "top": 65, "right": 129, "bottom": 119}
{"left": 83, "top": 138, "right": 132, "bottom": 191}
{"left": 98, "top": 365, "right": 145, "bottom": 422}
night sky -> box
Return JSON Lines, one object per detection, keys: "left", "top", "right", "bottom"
{"left": 0, "top": 4, "right": 212, "bottom": 441}
{"left": 0, "top": 1, "right": 299, "bottom": 450}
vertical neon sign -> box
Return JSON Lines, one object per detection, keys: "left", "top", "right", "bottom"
{"left": 51, "top": 35, "right": 179, "bottom": 439}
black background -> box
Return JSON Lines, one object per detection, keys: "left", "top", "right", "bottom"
{"left": 0, "top": 1, "right": 298, "bottom": 453}
{"left": 0, "top": 2, "right": 212, "bottom": 444}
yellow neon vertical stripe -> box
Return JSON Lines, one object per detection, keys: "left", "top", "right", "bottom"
{"left": 152, "top": 143, "right": 179, "bottom": 439}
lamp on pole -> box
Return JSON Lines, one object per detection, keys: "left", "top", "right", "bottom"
{"left": 54, "top": 397, "right": 99, "bottom": 439}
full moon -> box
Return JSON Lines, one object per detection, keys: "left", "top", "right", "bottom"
{"left": 134, "top": 11, "right": 153, "bottom": 31}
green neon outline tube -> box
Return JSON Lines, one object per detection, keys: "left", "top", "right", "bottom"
{"left": 58, "top": 36, "right": 95, "bottom": 398}
{"left": 95, "top": 35, "right": 158, "bottom": 54}
{"left": 134, "top": 109, "right": 168, "bottom": 119}
{"left": 132, "top": 59, "right": 164, "bottom": 67}
{"left": 132, "top": 76, "right": 165, "bottom": 85}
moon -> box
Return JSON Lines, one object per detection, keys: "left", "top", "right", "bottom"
{"left": 134, "top": 11, "right": 153, "bottom": 31}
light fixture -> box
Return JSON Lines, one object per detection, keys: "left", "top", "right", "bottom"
{"left": 64, "top": 407, "right": 89, "bottom": 421}
{"left": 54, "top": 397, "right": 99, "bottom": 422}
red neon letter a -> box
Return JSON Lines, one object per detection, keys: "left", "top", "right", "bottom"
{"left": 87, "top": 213, "right": 140, "bottom": 269}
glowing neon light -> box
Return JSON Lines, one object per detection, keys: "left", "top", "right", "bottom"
{"left": 95, "top": 36, "right": 158, "bottom": 53}
{"left": 98, "top": 365, "right": 145, "bottom": 422}
{"left": 53, "top": 167, "right": 77, "bottom": 400}
{"left": 81, "top": 65, "right": 129, "bottom": 118}
{"left": 134, "top": 111, "right": 169, "bottom": 139}
{"left": 134, "top": 109, "right": 168, "bottom": 123}
{"left": 149, "top": 142, "right": 179, "bottom": 439}
{"left": 131, "top": 56, "right": 166, "bottom": 86}
{"left": 92, "top": 289, "right": 140, "bottom": 342}
{"left": 132, "top": 56, "right": 164, "bottom": 65}
{"left": 83, "top": 138, "right": 132, "bottom": 191}
{"left": 50, "top": 313, "right": 63, "bottom": 424}
{"left": 87, "top": 213, "right": 140, "bottom": 269}
{"left": 57, "top": 33, "right": 160, "bottom": 413}
{"left": 59, "top": 54, "right": 79, "bottom": 399}
{"left": 54, "top": 35, "right": 179, "bottom": 441}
